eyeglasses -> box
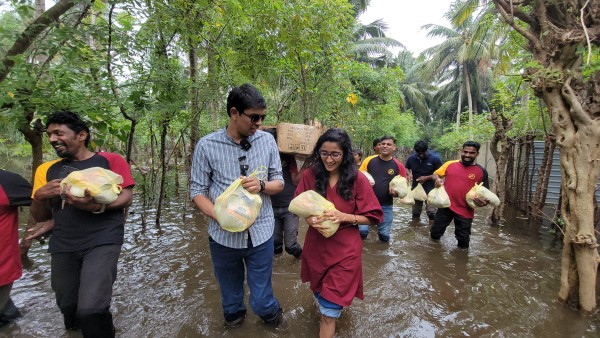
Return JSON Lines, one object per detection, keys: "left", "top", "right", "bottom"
{"left": 240, "top": 111, "right": 267, "bottom": 123}
{"left": 319, "top": 151, "right": 343, "bottom": 160}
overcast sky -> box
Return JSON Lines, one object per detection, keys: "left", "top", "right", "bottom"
{"left": 358, "top": 0, "right": 453, "bottom": 55}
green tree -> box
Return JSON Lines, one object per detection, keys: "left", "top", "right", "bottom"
{"left": 491, "top": 0, "right": 600, "bottom": 312}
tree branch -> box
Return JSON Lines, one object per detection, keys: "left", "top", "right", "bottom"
{"left": 0, "top": 0, "right": 76, "bottom": 84}
{"left": 492, "top": 0, "right": 542, "bottom": 52}
{"left": 561, "top": 76, "right": 593, "bottom": 127}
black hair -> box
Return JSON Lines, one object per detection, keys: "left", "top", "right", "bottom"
{"left": 226, "top": 83, "right": 267, "bottom": 117}
{"left": 310, "top": 128, "right": 356, "bottom": 201}
{"left": 372, "top": 137, "right": 382, "bottom": 148}
{"left": 462, "top": 141, "right": 481, "bottom": 151}
{"left": 46, "top": 111, "right": 91, "bottom": 146}
{"left": 353, "top": 149, "right": 363, "bottom": 158}
{"left": 380, "top": 135, "right": 396, "bottom": 144}
{"left": 414, "top": 140, "right": 428, "bottom": 152}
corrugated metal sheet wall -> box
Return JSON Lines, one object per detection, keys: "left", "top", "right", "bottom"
{"left": 529, "top": 141, "right": 600, "bottom": 205}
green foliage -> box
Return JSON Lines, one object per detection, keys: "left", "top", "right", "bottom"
{"left": 579, "top": 45, "right": 600, "bottom": 80}
{"left": 434, "top": 113, "right": 494, "bottom": 153}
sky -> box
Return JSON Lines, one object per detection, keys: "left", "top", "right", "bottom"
{"left": 358, "top": 0, "right": 453, "bottom": 55}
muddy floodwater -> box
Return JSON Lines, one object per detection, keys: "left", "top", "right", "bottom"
{"left": 3, "top": 199, "right": 600, "bottom": 337}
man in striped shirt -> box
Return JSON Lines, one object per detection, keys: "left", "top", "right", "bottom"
{"left": 190, "top": 84, "right": 284, "bottom": 328}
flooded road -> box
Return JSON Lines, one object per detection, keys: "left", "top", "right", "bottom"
{"left": 4, "top": 199, "right": 599, "bottom": 337}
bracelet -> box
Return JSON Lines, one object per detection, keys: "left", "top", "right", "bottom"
{"left": 92, "top": 203, "right": 106, "bottom": 214}
{"left": 352, "top": 214, "right": 358, "bottom": 226}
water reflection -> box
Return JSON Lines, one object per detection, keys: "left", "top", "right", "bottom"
{"left": 3, "top": 200, "right": 599, "bottom": 337}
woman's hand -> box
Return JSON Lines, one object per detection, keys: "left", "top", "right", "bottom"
{"left": 305, "top": 215, "right": 331, "bottom": 236}
{"left": 321, "top": 210, "right": 350, "bottom": 224}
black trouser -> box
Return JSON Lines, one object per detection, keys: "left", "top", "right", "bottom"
{"left": 272, "top": 206, "right": 302, "bottom": 257}
{"left": 51, "top": 244, "right": 121, "bottom": 338}
{"left": 430, "top": 208, "right": 473, "bottom": 248}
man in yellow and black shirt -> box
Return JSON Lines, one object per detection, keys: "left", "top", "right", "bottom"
{"left": 30, "top": 111, "right": 134, "bottom": 337}
{"left": 430, "top": 141, "right": 489, "bottom": 248}
{"left": 358, "top": 136, "right": 406, "bottom": 242}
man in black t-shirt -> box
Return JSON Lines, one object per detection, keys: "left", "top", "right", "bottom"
{"left": 30, "top": 112, "right": 134, "bottom": 337}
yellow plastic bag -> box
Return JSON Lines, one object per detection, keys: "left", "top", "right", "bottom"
{"left": 411, "top": 183, "right": 427, "bottom": 201}
{"left": 427, "top": 185, "right": 451, "bottom": 208}
{"left": 360, "top": 171, "right": 375, "bottom": 186}
{"left": 60, "top": 167, "right": 123, "bottom": 204}
{"left": 214, "top": 167, "right": 265, "bottom": 232}
{"left": 289, "top": 190, "right": 339, "bottom": 238}
{"left": 389, "top": 175, "right": 408, "bottom": 198}
{"left": 466, "top": 182, "right": 500, "bottom": 208}
{"left": 399, "top": 189, "right": 415, "bottom": 205}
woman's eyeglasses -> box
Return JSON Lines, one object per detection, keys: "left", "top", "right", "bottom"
{"left": 319, "top": 151, "right": 343, "bottom": 160}
{"left": 241, "top": 111, "right": 267, "bottom": 123}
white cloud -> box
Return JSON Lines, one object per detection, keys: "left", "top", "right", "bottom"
{"left": 359, "top": 0, "right": 453, "bottom": 55}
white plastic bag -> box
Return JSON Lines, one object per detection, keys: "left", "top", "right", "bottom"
{"left": 360, "top": 171, "right": 375, "bottom": 186}
{"left": 289, "top": 190, "right": 339, "bottom": 238}
{"left": 399, "top": 189, "right": 415, "bottom": 205}
{"left": 411, "top": 183, "right": 427, "bottom": 202}
{"left": 466, "top": 182, "right": 500, "bottom": 208}
{"left": 427, "top": 185, "right": 451, "bottom": 208}
{"left": 389, "top": 175, "right": 408, "bottom": 198}
{"left": 60, "top": 167, "right": 123, "bottom": 204}
{"left": 214, "top": 167, "right": 265, "bottom": 232}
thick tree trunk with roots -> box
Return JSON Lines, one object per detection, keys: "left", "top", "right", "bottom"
{"left": 492, "top": 0, "right": 600, "bottom": 312}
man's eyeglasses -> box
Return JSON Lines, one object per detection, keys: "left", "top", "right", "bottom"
{"left": 319, "top": 151, "right": 343, "bottom": 160}
{"left": 241, "top": 111, "right": 267, "bottom": 123}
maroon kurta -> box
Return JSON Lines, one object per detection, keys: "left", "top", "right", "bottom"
{"left": 295, "top": 167, "right": 383, "bottom": 306}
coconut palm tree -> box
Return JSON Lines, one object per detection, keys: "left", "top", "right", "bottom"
{"left": 350, "top": 18, "right": 404, "bottom": 67}
{"left": 393, "top": 50, "right": 434, "bottom": 123}
{"left": 420, "top": 3, "right": 495, "bottom": 131}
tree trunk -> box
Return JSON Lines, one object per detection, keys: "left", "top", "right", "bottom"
{"left": 155, "top": 119, "right": 168, "bottom": 228}
{"left": 107, "top": 4, "right": 136, "bottom": 163}
{"left": 531, "top": 135, "right": 555, "bottom": 220}
{"left": 456, "top": 85, "right": 463, "bottom": 129}
{"left": 488, "top": 109, "right": 512, "bottom": 224}
{"left": 187, "top": 42, "right": 200, "bottom": 169}
{"left": 207, "top": 45, "right": 219, "bottom": 130}
{"left": 463, "top": 66, "right": 474, "bottom": 138}
{"left": 490, "top": 0, "right": 600, "bottom": 311}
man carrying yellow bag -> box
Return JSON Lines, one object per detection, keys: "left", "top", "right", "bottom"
{"left": 430, "top": 141, "right": 489, "bottom": 249}
{"left": 190, "top": 84, "right": 285, "bottom": 328}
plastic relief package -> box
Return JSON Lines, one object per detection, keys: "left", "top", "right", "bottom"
{"left": 360, "top": 171, "right": 375, "bottom": 186}
{"left": 214, "top": 167, "right": 265, "bottom": 232}
{"left": 465, "top": 182, "right": 501, "bottom": 208}
{"left": 389, "top": 175, "right": 408, "bottom": 198}
{"left": 399, "top": 189, "right": 415, "bottom": 205}
{"left": 411, "top": 183, "right": 428, "bottom": 202}
{"left": 289, "top": 190, "right": 339, "bottom": 238}
{"left": 60, "top": 167, "right": 123, "bottom": 204}
{"left": 427, "top": 185, "right": 451, "bottom": 208}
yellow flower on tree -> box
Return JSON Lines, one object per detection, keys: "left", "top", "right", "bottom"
{"left": 346, "top": 93, "right": 358, "bottom": 107}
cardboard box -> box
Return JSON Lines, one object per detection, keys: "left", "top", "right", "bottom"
{"left": 276, "top": 122, "right": 321, "bottom": 155}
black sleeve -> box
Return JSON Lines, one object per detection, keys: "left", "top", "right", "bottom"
{"left": 0, "top": 170, "right": 33, "bottom": 207}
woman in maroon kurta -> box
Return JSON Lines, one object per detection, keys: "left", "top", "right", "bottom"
{"left": 294, "top": 128, "right": 382, "bottom": 338}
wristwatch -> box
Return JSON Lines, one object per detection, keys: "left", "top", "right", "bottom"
{"left": 259, "top": 180, "right": 266, "bottom": 192}
{"left": 352, "top": 215, "right": 358, "bottom": 226}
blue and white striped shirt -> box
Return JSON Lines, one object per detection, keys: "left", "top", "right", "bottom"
{"left": 190, "top": 127, "right": 283, "bottom": 248}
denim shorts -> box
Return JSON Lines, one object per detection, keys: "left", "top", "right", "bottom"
{"left": 314, "top": 292, "right": 343, "bottom": 318}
